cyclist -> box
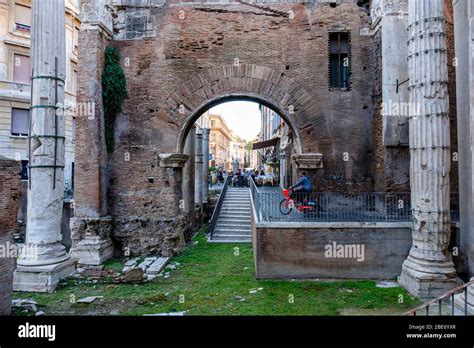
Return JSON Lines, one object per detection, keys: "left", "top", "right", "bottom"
{"left": 290, "top": 171, "right": 313, "bottom": 202}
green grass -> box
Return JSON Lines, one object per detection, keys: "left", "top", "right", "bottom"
{"left": 13, "top": 228, "right": 419, "bottom": 316}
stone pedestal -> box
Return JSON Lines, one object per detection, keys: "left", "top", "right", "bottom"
{"left": 14, "top": 258, "right": 77, "bottom": 293}
{"left": 70, "top": 217, "right": 114, "bottom": 265}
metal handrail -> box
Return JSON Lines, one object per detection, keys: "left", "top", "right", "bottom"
{"left": 404, "top": 279, "right": 474, "bottom": 316}
{"left": 209, "top": 176, "right": 231, "bottom": 239}
{"left": 249, "top": 176, "right": 261, "bottom": 222}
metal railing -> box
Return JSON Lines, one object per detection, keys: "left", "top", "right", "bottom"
{"left": 251, "top": 190, "right": 461, "bottom": 223}
{"left": 209, "top": 176, "right": 231, "bottom": 238}
{"left": 249, "top": 177, "right": 261, "bottom": 221}
{"left": 404, "top": 279, "right": 474, "bottom": 316}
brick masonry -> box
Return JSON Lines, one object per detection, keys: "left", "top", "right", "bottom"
{"left": 74, "top": 0, "right": 386, "bottom": 255}
{"left": 0, "top": 157, "right": 21, "bottom": 315}
{"left": 75, "top": 0, "right": 458, "bottom": 256}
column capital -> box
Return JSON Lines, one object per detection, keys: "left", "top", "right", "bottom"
{"left": 159, "top": 153, "right": 189, "bottom": 168}
{"left": 292, "top": 153, "right": 323, "bottom": 169}
{"left": 371, "top": 0, "right": 408, "bottom": 24}
{"left": 80, "top": 0, "right": 113, "bottom": 36}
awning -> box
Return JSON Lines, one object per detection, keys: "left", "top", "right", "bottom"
{"left": 252, "top": 137, "right": 279, "bottom": 150}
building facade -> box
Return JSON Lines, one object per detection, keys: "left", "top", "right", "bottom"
{"left": 256, "top": 105, "right": 293, "bottom": 187}
{"left": 0, "top": 0, "right": 81, "bottom": 187}
{"left": 208, "top": 114, "right": 232, "bottom": 170}
{"left": 230, "top": 134, "right": 247, "bottom": 169}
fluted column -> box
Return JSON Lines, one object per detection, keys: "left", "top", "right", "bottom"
{"left": 201, "top": 128, "right": 210, "bottom": 205}
{"left": 13, "top": 0, "right": 76, "bottom": 292}
{"left": 399, "top": 0, "right": 458, "bottom": 299}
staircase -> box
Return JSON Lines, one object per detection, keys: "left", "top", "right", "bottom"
{"left": 209, "top": 187, "right": 252, "bottom": 243}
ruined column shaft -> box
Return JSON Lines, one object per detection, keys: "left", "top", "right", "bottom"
{"left": 183, "top": 126, "right": 196, "bottom": 213}
{"left": 195, "top": 131, "right": 203, "bottom": 207}
{"left": 14, "top": 0, "right": 76, "bottom": 292}
{"left": 201, "top": 128, "right": 210, "bottom": 204}
{"left": 400, "top": 0, "right": 457, "bottom": 299}
{"left": 25, "top": 0, "right": 66, "bottom": 257}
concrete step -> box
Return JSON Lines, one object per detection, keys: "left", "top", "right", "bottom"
{"left": 213, "top": 229, "right": 251, "bottom": 235}
{"left": 215, "top": 225, "right": 251, "bottom": 231}
{"left": 213, "top": 234, "right": 251, "bottom": 240}
{"left": 220, "top": 210, "right": 251, "bottom": 215}
{"left": 209, "top": 238, "right": 251, "bottom": 244}
{"left": 217, "top": 219, "right": 251, "bottom": 225}
{"left": 219, "top": 212, "right": 252, "bottom": 220}
{"left": 221, "top": 206, "right": 250, "bottom": 211}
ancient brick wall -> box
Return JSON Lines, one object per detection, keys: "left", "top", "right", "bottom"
{"left": 76, "top": 0, "right": 376, "bottom": 255}
{"left": 0, "top": 157, "right": 21, "bottom": 315}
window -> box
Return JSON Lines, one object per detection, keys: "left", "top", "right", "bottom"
{"left": 72, "top": 117, "right": 76, "bottom": 144}
{"left": 15, "top": 4, "right": 31, "bottom": 32}
{"left": 20, "top": 160, "right": 28, "bottom": 181}
{"left": 13, "top": 54, "right": 30, "bottom": 84}
{"left": 73, "top": 26, "right": 80, "bottom": 51}
{"left": 329, "top": 32, "right": 350, "bottom": 89}
{"left": 211, "top": 120, "right": 216, "bottom": 127}
{"left": 11, "top": 108, "right": 29, "bottom": 136}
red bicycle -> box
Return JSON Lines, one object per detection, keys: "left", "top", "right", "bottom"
{"left": 279, "top": 189, "right": 323, "bottom": 215}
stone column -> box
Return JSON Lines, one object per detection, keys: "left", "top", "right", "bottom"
{"left": 69, "top": 0, "right": 114, "bottom": 266}
{"left": 201, "top": 128, "right": 210, "bottom": 205}
{"left": 195, "top": 131, "right": 203, "bottom": 208}
{"left": 13, "top": 0, "right": 76, "bottom": 292}
{"left": 399, "top": 0, "right": 458, "bottom": 299}
{"left": 182, "top": 126, "right": 196, "bottom": 213}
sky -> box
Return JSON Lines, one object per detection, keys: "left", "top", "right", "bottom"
{"left": 208, "top": 101, "right": 262, "bottom": 142}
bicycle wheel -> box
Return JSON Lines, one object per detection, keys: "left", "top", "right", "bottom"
{"left": 279, "top": 199, "right": 293, "bottom": 215}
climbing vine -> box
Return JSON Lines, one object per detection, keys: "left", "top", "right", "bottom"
{"left": 102, "top": 46, "right": 127, "bottom": 153}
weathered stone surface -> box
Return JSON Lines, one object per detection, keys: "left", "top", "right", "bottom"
{"left": 123, "top": 267, "right": 144, "bottom": 283}
{"left": 14, "top": 0, "right": 77, "bottom": 293}
{"left": 0, "top": 158, "right": 21, "bottom": 315}
{"left": 399, "top": 0, "right": 458, "bottom": 300}
{"left": 254, "top": 223, "right": 413, "bottom": 279}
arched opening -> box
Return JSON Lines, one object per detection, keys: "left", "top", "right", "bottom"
{"left": 177, "top": 94, "right": 303, "bottom": 157}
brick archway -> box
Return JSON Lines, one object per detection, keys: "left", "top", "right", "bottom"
{"left": 156, "top": 64, "right": 332, "bottom": 156}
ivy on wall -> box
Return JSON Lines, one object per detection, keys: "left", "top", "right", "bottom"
{"left": 102, "top": 46, "right": 127, "bottom": 153}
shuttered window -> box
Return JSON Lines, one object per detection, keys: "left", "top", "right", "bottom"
{"left": 13, "top": 54, "right": 30, "bottom": 84}
{"left": 15, "top": 4, "right": 31, "bottom": 32}
{"left": 11, "top": 108, "right": 29, "bottom": 136}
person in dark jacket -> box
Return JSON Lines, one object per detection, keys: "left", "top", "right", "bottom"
{"left": 290, "top": 171, "right": 313, "bottom": 201}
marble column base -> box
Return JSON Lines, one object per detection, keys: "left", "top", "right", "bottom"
{"left": 71, "top": 235, "right": 114, "bottom": 265}
{"left": 13, "top": 257, "right": 77, "bottom": 293}
{"left": 400, "top": 255, "right": 459, "bottom": 300}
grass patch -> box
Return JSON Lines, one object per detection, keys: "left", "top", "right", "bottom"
{"left": 13, "top": 228, "right": 419, "bottom": 316}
